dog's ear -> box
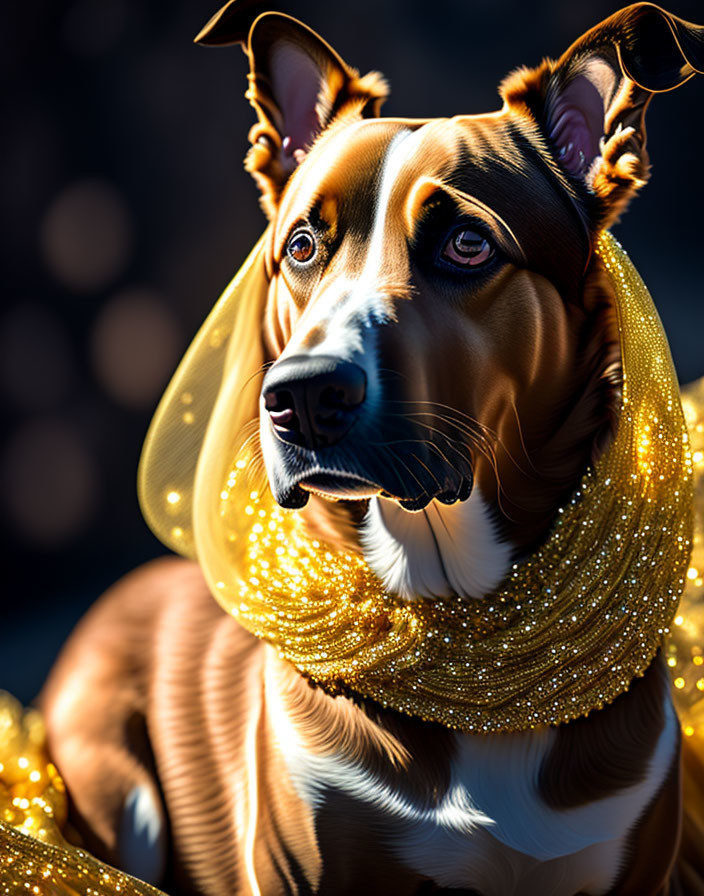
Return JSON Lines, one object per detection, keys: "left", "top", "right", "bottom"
{"left": 501, "top": 3, "right": 704, "bottom": 229}
{"left": 197, "top": 3, "right": 388, "bottom": 217}
{"left": 195, "top": 0, "right": 272, "bottom": 46}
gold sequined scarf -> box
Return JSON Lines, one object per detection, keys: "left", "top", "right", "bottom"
{"left": 138, "top": 231, "right": 694, "bottom": 734}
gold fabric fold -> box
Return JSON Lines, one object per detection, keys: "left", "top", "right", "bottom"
{"left": 0, "top": 691, "right": 167, "bottom": 895}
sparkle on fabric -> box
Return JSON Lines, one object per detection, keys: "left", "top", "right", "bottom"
{"left": 668, "top": 375, "right": 704, "bottom": 739}
{"left": 0, "top": 692, "right": 166, "bottom": 895}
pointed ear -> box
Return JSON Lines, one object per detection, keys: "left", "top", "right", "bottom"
{"left": 195, "top": 0, "right": 271, "bottom": 46}
{"left": 501, "top": 3, "right": 704, "bottom": 229}
{"left": 197, "top": 4, "right": 388, "bottom": 217}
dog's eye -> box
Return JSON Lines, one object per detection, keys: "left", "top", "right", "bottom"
{"left": 286, "top": 229, "right": 317, "bottom": 264}
{"left": 442, "top": 228, "right": 494, "bottom": 268}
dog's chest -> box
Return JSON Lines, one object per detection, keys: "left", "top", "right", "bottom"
{"left": 269, "top": 689, "right": 678, "bottom": 896}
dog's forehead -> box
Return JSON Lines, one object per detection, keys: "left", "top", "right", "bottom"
{"left": 276, "top": 113, "right": 589, "bottom": 289}
{"left": 274, "top": 118, "right": 413, "bottom": 234}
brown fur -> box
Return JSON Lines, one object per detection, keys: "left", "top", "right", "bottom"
{"left": 674, "top": 734, "right": 704, "bottom": 895}
{"left": 605, "top": 744, "right": 682, "bottom": 896}
{"left": 42, "top": 559, "right": 683, "bottom": 895}
{"left": 539, "top": 658, "right": 668, "bottom": 809}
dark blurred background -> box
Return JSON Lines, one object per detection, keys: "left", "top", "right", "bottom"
{"left": 2, "top": 0, "right": 703, "bottom": 704}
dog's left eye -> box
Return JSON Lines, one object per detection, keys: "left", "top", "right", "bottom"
{"left": 286, "top": 229, "right": 317, "bottom": 264}
{"left": 441, "top": 228, "right": 494, "bottom": 268}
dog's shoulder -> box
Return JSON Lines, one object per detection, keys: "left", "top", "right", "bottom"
{"left": 40, "top": 555, "right": 258, "bottom": 740}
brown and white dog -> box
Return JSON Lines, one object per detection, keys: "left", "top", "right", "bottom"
{"left": 41, "top": 3, "right": 704, "bottom": 894}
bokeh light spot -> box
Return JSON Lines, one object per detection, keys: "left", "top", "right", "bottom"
{"left": 40, "top": 179, "right": 132, "bottom": 292}
{"left": 90, "top": 288, "right": 182, "bottom": 409}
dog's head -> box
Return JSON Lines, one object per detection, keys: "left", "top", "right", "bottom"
{"left": 196, "top": 2, "right": 703, "bottom": 600}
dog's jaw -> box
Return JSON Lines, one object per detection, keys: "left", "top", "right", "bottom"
{"left": 360, "top": 491, "right": 512, "bottom": 600}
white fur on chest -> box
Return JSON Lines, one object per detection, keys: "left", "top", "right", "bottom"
{"left": 361, "top": 493, "right": 512, "bottom": 600}
{"left": 268, "top": 687, "right": 678, "bottom": 896}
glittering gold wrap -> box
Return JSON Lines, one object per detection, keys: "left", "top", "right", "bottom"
{"left": 0, "top": 691, "right": 166, "bottom": 895}
{"left": 670, "top": 376, "right": 704, "bottom": 742}
{"left": 137, "top": 232, "right": 695, "bottom": 733}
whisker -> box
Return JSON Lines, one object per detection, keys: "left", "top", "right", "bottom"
{"left": 238, "top": 361, "right": 271, "bottom": 399}
{"left": 364, "top": 422, "right": 468, "bottom": 488}
{"left": 395, "top": 410, "right": 501, "bottom": 465}
{"left": 508, "top": 398, "right": 542, "bottom": 476}
{"left": 423, "top": 438, "right": 463, "bottom": 474}
{"left": 388, "top": 399, "right": 496, "bottom": 438}
{"left": 397, "top": 407, "right": 534, "bottom": 483}
{"left": 408, "top": 450, "right": 443, "bottom": 493}
{"left": 397, "top": 412, "right": 526, "bottom": 520}
{"left": 390, "top": 412, "right": 495, "bottom": 469}
{"left": 377, "top": 367, "right": 413, "bottom": 387}
{"left": 392, "top": 396, "right": 543, "bottom": 486}
{"left": 387, "top": 414, "right": 476, "bottom": 456}
{"left": 384, "top": 446, "right": 428, "bottom": 496}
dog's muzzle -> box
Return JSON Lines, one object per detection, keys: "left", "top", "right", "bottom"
{"left": 261, "top": 354, "right": 474, "bottom": 511}
{"left": 262, "top": 355, "right": 366, "bottom": 450}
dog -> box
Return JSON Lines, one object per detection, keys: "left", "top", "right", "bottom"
{"left": 40, "top": 2, "right": 704, "bottom": 893}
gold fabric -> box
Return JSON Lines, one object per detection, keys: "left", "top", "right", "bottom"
{"left": 670, "top": 376, "right": 704, "bottom": 742}
{"left": 137, "top": 230, "right": 270, "bottom": 560}
{"left": 0, "top": 691, "right": 166, "bottom": 895}
{"left": 139, "top": 232, "right": 693, "bottom": 733}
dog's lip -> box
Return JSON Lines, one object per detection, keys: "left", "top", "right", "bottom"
{"left": 297, "top": 470, "right": 428, "bottom": 505}
{"left": 393, "top": 473, "right": 473, "bottom": 511}
{"left": 290, "top": 469, "right": 473, "bottom": 509}
{"left": 268, "top": 434, "right": 474, "bottom": 510}
{"left": 299, "top": 471, "right": 380, "bottom": 500}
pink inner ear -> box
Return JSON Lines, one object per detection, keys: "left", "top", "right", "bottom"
{"left": 547, "top": 74, "right": 605, "bottom": 178}
{"left": 270, "top": 42, "right": 324, "bottom": 159}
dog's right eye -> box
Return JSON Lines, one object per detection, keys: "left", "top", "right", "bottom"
{"left": 441, "top": 228, "right": 495, "bottom": 268}
{"left": 286, "top": 229, "right": 317, "bottom": 264}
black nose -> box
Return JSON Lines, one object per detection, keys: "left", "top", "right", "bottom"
{"left": 262, "top": 355, "right": 367, "bottom": 449}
